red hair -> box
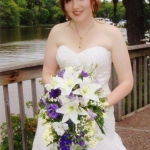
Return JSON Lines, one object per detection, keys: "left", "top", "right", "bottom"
{"left": 58, "top": 0, "right": 100, "bottom": 17}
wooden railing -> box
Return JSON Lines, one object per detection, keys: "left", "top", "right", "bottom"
{"left": 113, "top": 44, "right": 150, "bottom": 120}
{"left": 0, "top": 60, "right": 43, "bottom": 150}
{"left": 0, "top": 44, "right": 150, "bottom": 150}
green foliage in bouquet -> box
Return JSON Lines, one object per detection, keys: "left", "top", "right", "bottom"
{"left": 0, "top": 114, "right": 37, "bottom": 150}
{"left": 87, "top": 97, "right": 107, "bottom": 135}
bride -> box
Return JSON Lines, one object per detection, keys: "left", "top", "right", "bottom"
{"left": 32, "top": 0, "right": 133, "bottom": 149}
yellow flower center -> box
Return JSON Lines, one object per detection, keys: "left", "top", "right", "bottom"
{"left": 66, "top": 78, "right": 73, "bottom": 87}
{"left": 82, "top": 86, "right": 89, "bottom": 94}
{"left": 69, "top": 105, "right": 75, "bottom": 112}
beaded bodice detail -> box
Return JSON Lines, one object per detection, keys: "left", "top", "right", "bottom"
{"left": 56, "top": 45, "right": 112, "bottom": 96}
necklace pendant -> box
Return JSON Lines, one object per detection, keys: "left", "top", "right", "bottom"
{"left": 78, "top": 41, "right": 81, "bottom": 48}
{"left": 75, "top": 21, "right": 94, "bottom": 49}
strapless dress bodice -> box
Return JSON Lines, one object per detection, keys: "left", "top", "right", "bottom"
{"left": 56, "top": 45, "right": 112, "bottom": 96}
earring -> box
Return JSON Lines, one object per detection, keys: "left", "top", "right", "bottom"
{"left": 65, "top": 13, "right": 70, "bottom": 21}
{"left": 66, "top": 16, "right": 68, "bottom": 21}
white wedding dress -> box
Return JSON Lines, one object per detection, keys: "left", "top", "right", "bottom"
{"left": 32, "top": 45, "right": 127, "bottom": 150}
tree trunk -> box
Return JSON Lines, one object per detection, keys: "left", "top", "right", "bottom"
{"left": 123, "top": 0, "right": 145, "bottom": 45}
{"left": 112, "top": 0, "right": 118, "bottom": 23}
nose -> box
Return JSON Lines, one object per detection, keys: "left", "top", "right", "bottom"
{"left": 72, "top": 0, "right": 79, "bottom": 9}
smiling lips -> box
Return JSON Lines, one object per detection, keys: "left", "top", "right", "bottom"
{"left": 73, "top": 11, "right": 83, "bottom": 16}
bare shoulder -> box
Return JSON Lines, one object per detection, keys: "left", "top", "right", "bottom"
{"left": 50, "top": 22, "right": 69, "bottom": 36}
{"left": 96, "top": 22, "right": 123, "bottom": 40}
{"left": 103, "top": 24, "right": 122, "bottom": 37}
{"left": 102, "top": 24, "right": 125, "bottom": 45}
{"left": 96, "top": 23, "right": 126, "bottom": 52}
{"left": 48, "top": 22, "right": 70, "bottom": 45}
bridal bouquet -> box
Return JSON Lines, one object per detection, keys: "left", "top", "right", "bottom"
{"left": 38, "top": 65, "right": 109, "bottom": 150}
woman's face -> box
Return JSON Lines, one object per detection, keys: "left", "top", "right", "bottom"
{"left": 65, "top": 0, "right": 93, "bottom": 22}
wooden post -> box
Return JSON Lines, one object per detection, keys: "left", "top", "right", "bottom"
{"left": 31, "top": 79, "right": 38, "bottom": 116}
{"left": 112, "top": 65, "right": 122, "bottom": 121}
{"left": 144, "top": 56, "right": 148, "bottom": 106}
{"left": 139, "top": 57, "right": 143, "bottom": 108}
{"left": 133, "top": 59, "right": 137, "bottom": 110}
{"left": 17, "top": 82, "right": 28, "bottom": 150}
{"left": 3, "top": 85, "right": 14, "bottom": 150}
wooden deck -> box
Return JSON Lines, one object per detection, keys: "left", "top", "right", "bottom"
{"left": 116, "top": 105, "right": 150, "bottom": 150}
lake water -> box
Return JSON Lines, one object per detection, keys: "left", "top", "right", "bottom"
{"left": 0, "top": 27, "right": 51, "bottom": 66}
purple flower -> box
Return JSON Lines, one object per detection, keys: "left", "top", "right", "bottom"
{"left": 78, "top": 97, "right": 84, "bottom": 107}
{"left": 59, "top": 133, "right": 71, "bottom": 150}
{"left": 58, "top": 70, "right": 65, "bottom": 78}
{"left": 49, "top": 88, "right": 61, "bottom": 98}
{"left": 81, "top": 131, "right": 85, "bottom": 137}
{"left": 67, "top": 92, "right": 75, "bottom": 99}
{"left": 79, "top": 139, "right": 85, "bottom": 147}
{"left": 81, "top": 70, "right": 88, "bottom": 77}
{"left": 66, "top": 120, "right": 72, "bottom": 125}
{"left": 60, "top": 146, "right": 70, "bottom": 150}
{"left": 40, "top": 99, "right": 46, "bottom": 106}
{"left": 93, "top": 79, "right": 100, "bottom": 84}
{"left": 47, "top": 104, "right": 59, "bottom": 119}
{"left": 73, "top": 134, "right": 85, "bottom": 147}
{"left": 88, "top": 110, "right": 97, "bottom": 121}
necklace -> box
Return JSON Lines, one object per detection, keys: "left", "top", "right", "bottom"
{"left": 74, "top": 22, "right": 94, "bottom": 49}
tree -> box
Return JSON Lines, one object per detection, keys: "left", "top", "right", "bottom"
{"left": 13, "top": 0, "right": 27, "bottom": 7}
{"left": 37, "top": 8, "right": 49, "bottom": 24}
{"left": 0, "top": 0, "right": 20, "bottom": 27}
{"left": 112, "top": 0, "right": 118, "bottom": 23}
{"left": 144, "top": 1, "right": 150, "bottom": 32}
{"left": 51, "top": 6, "right": 65, "bottom": 24}
{"left": 44, "top": 0, "right": 65, "bottom": 23}
{"left": 26, "top": 0, "right": 36, "bottom": 9}
{"left": 123, "top": 0, "right": 145, "bottom": 45}
{"left": 96, "top": 1, "right": 125, "bottom": 23}
{"left": 20, "top": 9, "right": 35, "bottom": 26}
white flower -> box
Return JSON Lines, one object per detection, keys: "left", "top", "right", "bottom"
{"left": 42, "top": 119, "right": 47, "bottom": 125}
{"left": 42, "top": 123, "right": 54, "bottom": 145}
{"left": 56, "top": 100, "right": 88, "bottom": 124}
{"left": 54, "top": 69, "right": 82, "bottom": 95}
{"left": 42, "top": 131, "right": 54, "bottom": 145}
{"left": 89, "top": 138, "right": 99, "bottom": 148}
{"left": 38, "top": 109, "right": 46, "bottom": 117}
{"left": 52, "top": 122, "right": 69, "bottom": 136}
{"left": 73, "top": 77, "right": 101, "bottom": 105}
{"left": 45, "top": 75, "right": 58, "bottom": 91}
{"left": 103, "top": 113, "right": 108, "bottom": 118}
{"left": 65, "top": 66, "right": 75, "bottom": 73}
{"left": 103, "top": 102, "right": 109, "bottom": 107}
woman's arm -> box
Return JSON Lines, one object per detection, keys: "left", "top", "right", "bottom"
{"left": 42, "top": 26, "right": 59, "bottom": 84}
{"left": 107, "top": 27, "right": 133, "bottom": 107}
